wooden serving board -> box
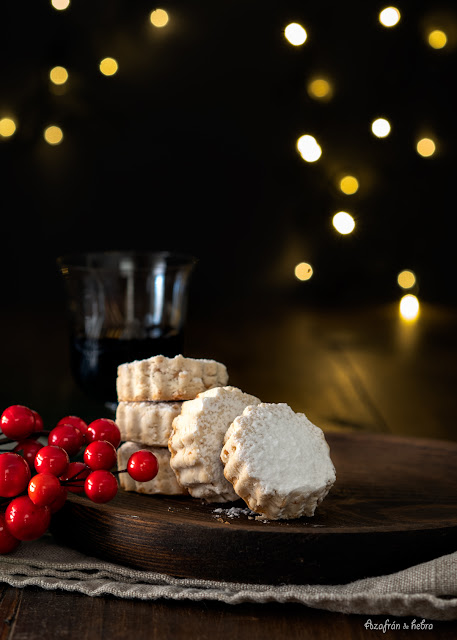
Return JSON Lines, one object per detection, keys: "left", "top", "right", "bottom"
{"left": 50, "top": 432, "right": 457, "bottom": 585}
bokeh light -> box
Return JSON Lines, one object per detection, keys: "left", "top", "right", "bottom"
{"left": 0, "top": 117, "right": 16, "bottom": 138}
{"left": 49, "top": 66, "right": 69, "bottom": 85}
{"left": 296, "top": 134, "right": 322, "bottom": 162}
{"left": 284, "top": 23, "right": 307, "bottom": 46}
{"left": 428, "top": 29, "right": 447, "bottom": 49}
{"left": 371, "top": 118, "right": 391, "bottom": 138}
{"left": 332, "top": 211, "right": 355, "bottom": 235}
{"left": 99, "top": 58, "right": 118, "bottom": 76}
{"left": 294, "top": 262, "right": 313, "bottom": 281}
{"left": 379, "top": 7, "right": 401, "bottom": 27}
{"left": 307, "top": 78, "right": 332, "bottom": 100}
{"left": 397, "top": 270, "right": 416, "bottom": 289}
{"left": 399, "top": 294, "right": 420, "bottom": 320}
{"left": 51, "top": 0, "right": 70, "bottom": 10}
{"left": 44, "top": 125, "right": 63, "bottom": 145}
{"left": 416, "top": 138, "right": 436, "bottom": 157}
{"left": 150, "top": 9, "right": 169, "bottom": 28}
{"left": 339, "top": 175, "right": 359, "bottom": 195}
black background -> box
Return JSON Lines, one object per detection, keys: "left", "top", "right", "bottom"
{"left": 1, "top": 0, "right": 456, "bottom": 313}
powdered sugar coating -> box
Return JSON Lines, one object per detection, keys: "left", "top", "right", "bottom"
{"left": 221, "top": 403, "right": 336, "bottom": 520}
{"left": 116, "top": 401, "right": 182, "bottom": 446}
{"left": 117, "top": 441, "right": 187, "bottom": 495}
{"left": 117, "top": 354, "right": 228, "bottom": 402}
{"left": 168, "top": 386, "right": 261, "bottom": 502}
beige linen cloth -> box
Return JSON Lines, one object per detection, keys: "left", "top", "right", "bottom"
{"left": 0, "top": 534, "right": 456, "bottom": 621}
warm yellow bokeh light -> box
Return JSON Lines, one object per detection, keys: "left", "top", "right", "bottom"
{"left": 296, "top": 134, "right": 322, "bottom": 162}
{"left": 51, "top": 0, "right": 70, "bottom": 10}
{"left": 0, "top": 117, "right": 16, "bottom": 138}
{"left": 50, "top": 66, "right": 69, "bottom": 85}
{"left": 284, "top": 23, "right": 307, "bottom": 46}
{"left": 150, "top": 9, "right": 169, "bottom": 27}
{"left": 371, "top": 118, "right": 391, "bottom": 138}
{"left": 99, "top": 57, "right": 118, "bottom": 76}
{"left": 44, "top": 125, "right": 64, "bottom": 145}
{"left": 332, "top": 211, "right": 355, "bottom": 235}
{"left": 400, "top": 294, "right": 420, "bottom": 321}
{"left": 294, "top": 262, "right": 313, "bottom": 281}
{"left": 397, "top": 270, "right": 416, "bottom": 289}
{"left": 416, "top": 137, "right": 436, "bottom": 157}
{"left": 307, "top": 78, "right": 332, "bottom": 100}
{"left": 428, "top": 29, "right": 447, "bottom": 49}
{"left": 379, "top": 7, "right": 401, "bottom": 27}
{"left": 339, "top": 175, "right": 359, "bottom": 195}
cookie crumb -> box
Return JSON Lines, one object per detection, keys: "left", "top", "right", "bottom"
{"left": 213, "top": 506, "right": 258, "bottom": 519}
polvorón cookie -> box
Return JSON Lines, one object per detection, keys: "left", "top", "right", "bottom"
{"left": 221, "top": 402, "right": 336, "bottom": 520}
{"left": 168, "top": 386, "right": 261, "bottom": 502}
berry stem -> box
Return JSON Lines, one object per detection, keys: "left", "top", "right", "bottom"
{"left": 0, "top": 430, "right": 50, "bottom": 446}
{"left": 60, "top": 466, "right": 90, "bottom": 485}
{"left": 0, "top": 491, "right": 26, "bottom": 507}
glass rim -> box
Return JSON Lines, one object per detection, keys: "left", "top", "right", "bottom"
{"left": 57, "top": 250, "right": 198, "bottom": 273}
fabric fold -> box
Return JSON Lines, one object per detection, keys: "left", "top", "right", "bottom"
{"left": 1, "top": 535, "right": 456, "bottom": 620}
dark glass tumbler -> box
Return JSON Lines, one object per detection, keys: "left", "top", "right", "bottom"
{"left": 57, "top": 251, "right": 197, "bottom": 408}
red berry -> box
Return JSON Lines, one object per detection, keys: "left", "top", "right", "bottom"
{"left": 84, "top": 470, "right": 118, "bottom": 503}
{"left": 127, "top": 450, "right": 159, "bottom": 482}
{"left": 48, "top": 424, "right": 84, "bottom": 456}
{"left": 28, "top": 473, "right": 62, "bottom": 507}
{"left": 34, "top": 445, "right": 69, "bottom": 477}
{"left": 60, "top": 461, "right": 90, "bottom": 494}
{"left": 84, "top": 440, "right": 117, "bottom": 471}
{"left": 0, "top": 452, "right": 32, "bottom": 498}
{"left": 56, "top": 415, "right": 88, "bottom": 442}
{"left": 5, "top": 495, "right": 51, "bottom": 541}
{"left": 13, "top": 439, "right": 44, "bottom": 471}
{"left": 49, "top": 486, "right": 68, "bottom": 514}
{"left": 31, "top": 409, "right": 44, "bottom": 432}
{"left": 86, "top": 419, "right": 121, "bottom": 448}
{"left": 0, "top": 513, "right": 20, "bottom": 555}
{"left": 0, "top": 405, "right": 36, "bottom": 440}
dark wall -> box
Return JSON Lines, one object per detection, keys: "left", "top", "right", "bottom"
{"left": 1, "top": 0, "right": 456, "bottom": 313}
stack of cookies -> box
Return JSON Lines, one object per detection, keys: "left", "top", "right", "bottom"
{"left": 115, "top": 354, "right": 229, "bottom": 496}
{"left": 115, "top": 354, "right": 336, "bottom": 521}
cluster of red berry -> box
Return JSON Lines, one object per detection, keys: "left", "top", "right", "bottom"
{"left": 0, "top": 404, "right": 158, "bottom": 555}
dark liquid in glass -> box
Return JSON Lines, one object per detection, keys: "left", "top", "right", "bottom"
{"left": 70, "top": 332, "right": 183, "bottom": 403}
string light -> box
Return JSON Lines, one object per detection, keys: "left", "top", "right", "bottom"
{"left": 44, "top": 125, "right": 63, "bottom": 145}
{"left": 416, "top": 137, "right": 436, "bottom": 157}
{"left": 428, "top": 30, "right": 447, "bottom": 49}
{"left": 99, "top": 58, "right": 118, "bottom": 76}
{"left": 332, "top": 211, "right": 355, "bottom": 235}
{"left": 49, "top": 66, "right": 69, "bottom": 85}
{"left": 379, "top": 7, "right": 401, "bottom": 28}
{"left": 294, "top": 262, "right": 313, "bottom": 281}
{"left": 0, "top": 1, "right": 445, "bottom": 314}
{"left": 399, "top": 294, "right": 420, "bottom": 320}
{"left": 0, "top": 117, "right": 16, "bottom": 138}
{"left": 307, "top": 78, "right": 332, "bottom": 101}
{"left": 296, "top": 134, "right": 322, "bottom": 162}
{"left": 284, "top": 23, "right": 307, "bottom": 46}
{"left": 51, "top": 0, "right": 70, "bottom": 10}
{"left": 397, "top": 270, "right": 416, "bottom": 289}
{"left": 371, "top": 118, "right": 391, "bottom": 138}
{"left": 150, "top": 9, "right": 169, "bottom": 28}
{"left": 339, "top": 175, "right": 359, "bottom": 195}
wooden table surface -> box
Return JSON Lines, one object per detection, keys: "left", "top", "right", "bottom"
{"left": 1, "top": 299, "right": 457, "bottom": 638}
